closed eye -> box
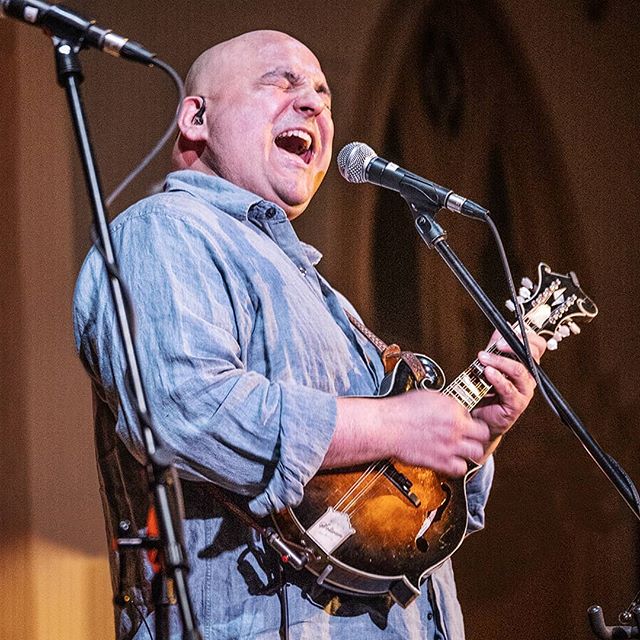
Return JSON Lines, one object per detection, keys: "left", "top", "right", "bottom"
{"left": 261, "top": 69, "right": 300, "bottom": 90}
{"left": 260, "top": 68, "right": 332, "bottom": 109}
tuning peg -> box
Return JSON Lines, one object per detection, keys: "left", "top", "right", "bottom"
{"left": 547, "top": 338, "right": 558, "bottom": 351}
{"left": 521, "top": 277, "right": 534, "bottom": 290}
{"left": 553, "top": 331, "right": 564, "bottom": 343}
{"left": 558, "top": 325, "right": 571, "bottom": 338}
{"left": 505, "top": 300, "right": 516, "bottom": 312}
{"left": 516, "top": 295, "right": 525, "bottom": 304}
{"left": 518, "top": 287, "right": 531, "bottom": 300}
{"left": 568, "top": 321, "right": 581, "bottom": 335}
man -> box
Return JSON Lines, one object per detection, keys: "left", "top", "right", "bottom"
{"left": 74, "top": 30, "right": 544, "bottom": 639}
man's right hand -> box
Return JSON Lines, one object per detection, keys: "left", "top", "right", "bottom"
{"left": 323, "top": 391, "right": 491, "bottom": 476}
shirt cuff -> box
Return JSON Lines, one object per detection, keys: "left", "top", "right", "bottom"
{"left": 248, "top": 383, "right": 337, "bottom": 516}
{"left": 465, "top": 455, "right": 495, "bottom": 534}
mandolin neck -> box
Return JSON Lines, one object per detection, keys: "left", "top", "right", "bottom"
{"left": 443, "top": 322, "right": 531, "bottom": 411}
{"left": 443, "top": 358, "right": 493, "bottom": 411}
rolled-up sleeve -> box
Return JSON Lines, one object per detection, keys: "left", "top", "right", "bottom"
{"left": 464, "top": 455, "right": 495, "bottom": 535}
{"left": 74, "top": 205, "right": 338, "bottom": 516}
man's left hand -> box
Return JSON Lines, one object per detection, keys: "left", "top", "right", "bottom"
{"left": 471, "top": 330, "right": 547, "bottom": 449}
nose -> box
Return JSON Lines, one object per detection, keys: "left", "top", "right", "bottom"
{"left": 293, "top": 87, "right": 328, "bottom": 118}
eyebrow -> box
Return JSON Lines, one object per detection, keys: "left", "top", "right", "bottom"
{"left": 260, "top": 67, "right": 332, "bottom": 99}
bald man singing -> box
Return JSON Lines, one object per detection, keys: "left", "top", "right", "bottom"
{"left": 74, "top": 30, "right": 543, "bottom": 639}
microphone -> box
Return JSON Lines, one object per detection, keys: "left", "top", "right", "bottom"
{"left": 337, "top": 142, "right": 489, "bottom": 220}
{"left": 0, "top": 0, "right": 156, "bottom": 65}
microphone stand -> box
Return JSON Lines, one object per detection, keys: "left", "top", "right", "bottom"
{"left": 398, "top": 188, "right": 640, "bottom": 637}
{"left": 399, "top": 192, "right": 640, "bottom": 520}
{"left": 52, "top": 37, "right": 202, "bottom": 640}
{"left": 588, "top": 603, "right": 640, "bottom": 639}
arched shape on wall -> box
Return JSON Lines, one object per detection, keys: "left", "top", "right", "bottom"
{"left": 344, "top": 0, "right": 589, "bottom": 364}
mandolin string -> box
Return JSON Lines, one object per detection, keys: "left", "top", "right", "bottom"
{"left": 446, "top": 365, "right": 490, "bottom": 408}
{"left": 340, "top": 463, "right": 391, "bottom": 513}
{"left": 445, "top": 356, "right": 494, "bottom": 408}
{"left": 337, "top": 360, "right": 496, "bottom": 513}
{"left": 338, "top": 378, "right": 488, "bottom": 514}
{"left": 333, "top": 461, "right": 380, "bottom": 509}
{"left": 334, "top": 467, "right": 385, "bottom": 513}
{"left": 343, "top": 467, "right": 393, "bottom": 517}
{"left": 340, "top": 471, "right": 388, "bottom": 516}
{"left": 333, "top": 461, "right": 386, "bottom": 510}
{"left": 445, "top": 316, "right": 536, "bottom": 408}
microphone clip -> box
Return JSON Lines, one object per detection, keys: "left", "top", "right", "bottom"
{"left": 409, "top": 202, "right": 448, "bottom": 249}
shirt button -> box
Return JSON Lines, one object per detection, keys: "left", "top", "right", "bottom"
{"left": 265, "top": 208, "right": 276, "bottom": 219}
{"left": 298, "top": 266, "right": 307, "bottom": 276}
{"left": 427, "top": 613, "right": 433, "bottom": 620}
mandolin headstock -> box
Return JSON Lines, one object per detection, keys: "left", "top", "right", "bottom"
{"left": 506, "top": 263, "right": 598, "bottom": 350}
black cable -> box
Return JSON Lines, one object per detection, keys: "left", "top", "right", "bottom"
{"left": 483, "top": 214, "right": 640, "bottom": 514}
{"left": 106, "top": 57, "right": 185, "bottom": 208}
{"left": 483, "top": 214, "right": 560, "bottom": 418}
{"left": 133, "top": 600, "right": 154, "bottom": 640}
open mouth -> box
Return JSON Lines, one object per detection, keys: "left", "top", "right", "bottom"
{"left": 275, "top": 129, "right": 315, "bottom": 164}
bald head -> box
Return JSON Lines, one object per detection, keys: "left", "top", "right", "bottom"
{"left": 185, "top": 31, "right": 313, "bottom": 96}
{"left": 173, "top": 30, "right": 334, "bottom": 219}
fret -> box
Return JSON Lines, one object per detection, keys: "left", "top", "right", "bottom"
{"left": 446, "top": 386, "right": 469, "bottom": 408}
{"left": 460, "top": 373, "right": 483, "bottom": 401}
{"left": 447, "top": 365, "right": 493, "bottom": 411}
{"left": 468, "top": 372, "right": 491, "bottom": 395}
{"left": 453, "top": 384, "right": 475, "bottom": 408}
{"left": 469, "top": 360, "right": 485, "bottom": 378}
{"left": 453, "top": 383, "right": 477, "bottom": 408}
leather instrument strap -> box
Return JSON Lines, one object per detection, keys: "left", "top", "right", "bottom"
{"left": 344, "top": 309, "right": 428, "bottom": 384}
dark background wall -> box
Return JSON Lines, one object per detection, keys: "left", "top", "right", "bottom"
{"left": 1, "top": 1, "right": 639, "bottom": 638}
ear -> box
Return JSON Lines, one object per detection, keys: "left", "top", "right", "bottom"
{"left": 177, "top": 95, "right": 208, "bottom": 142}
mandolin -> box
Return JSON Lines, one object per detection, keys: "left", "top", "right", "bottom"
{"left": 273, "top": 264, "right": 598, "bottom": 607}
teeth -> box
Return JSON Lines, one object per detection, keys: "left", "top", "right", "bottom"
{"left": 277, "top": 129, "right": 312, "bottom": 151}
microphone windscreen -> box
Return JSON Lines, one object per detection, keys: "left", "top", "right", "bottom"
{"left": 337, "top": 142, "right": 376, "bottom": 183}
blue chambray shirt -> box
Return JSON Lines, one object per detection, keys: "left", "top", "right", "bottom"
{"left": 73, "top": 170, "right": 494, "bottom": 640}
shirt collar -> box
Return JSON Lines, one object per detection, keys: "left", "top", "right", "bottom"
{"left": 163, "top": 170, "right": 323, "bottom": 266}
{"left": 163, "top": 170, "right": 278, "bottom": 221}
{"left": 301, "top": 242, "right": 323, "bottom": 266}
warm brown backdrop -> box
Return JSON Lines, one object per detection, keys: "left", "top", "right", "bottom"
{"left": 1, "top": 1, "right": 639, "bottom": 638}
